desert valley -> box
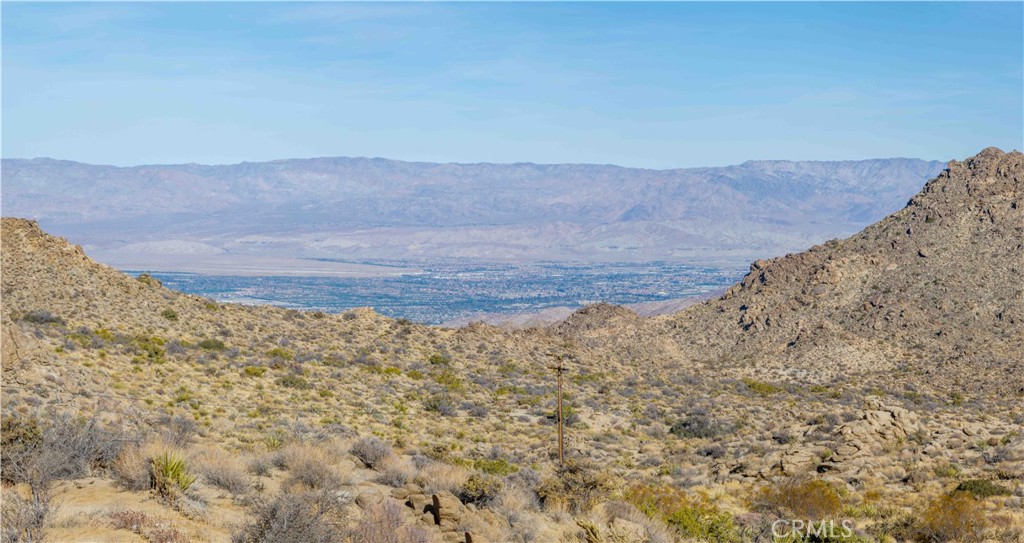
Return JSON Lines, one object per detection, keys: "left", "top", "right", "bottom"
{"left": 1, "top": 148, "right": 1022, "bottom": 542}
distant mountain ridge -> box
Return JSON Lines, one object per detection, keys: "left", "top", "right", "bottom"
{"left": 1, "top": 155, "right": 945, "bottom": 267}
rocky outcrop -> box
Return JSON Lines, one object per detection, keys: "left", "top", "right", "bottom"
{"left": 389, "top": 486, "right": 504, "bottom": 543}
{"left": 833, "top": 402, "right": 922, "bottom": 462}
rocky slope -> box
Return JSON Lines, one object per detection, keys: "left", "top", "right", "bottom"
{"left": 665, "top": 147, "right": 1023, "bottom": 392}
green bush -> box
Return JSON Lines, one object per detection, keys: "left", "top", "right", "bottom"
{"left": 276, "top": 375, "right": 311, "bottom": 389}
{"left": 132, "top": 335, "right": 166, "bottom": 364}
{"left": 160, "top": 309, "right": 179, "bottom": 321}
{"left": 433, "top": 369, "right": 463, "bottom": 391}
{"left": 460, "top": 474, "right": 503, "bottom": 506}
{"left": 267, "top": 347, "right": 294, "bottom": 361}
{"left": 955, "top": 479, "right": 1011, "bottom": 498}
{"left": 742, "top": 377, "right": 783, "bottom": 395}
{"left": 474, "top": 458, "right": 518, "bottom": 477}
{"left": 198, "top": 338, "right": 225, "bottom": 351}
{"left": 243, "top": 366, "right": 267, "bottom": 378}
{"left": 624, "top": 483, "right": 740, "bottom": 542}
{"left": 428, "top": 353, "right": 451, "bottom": 366}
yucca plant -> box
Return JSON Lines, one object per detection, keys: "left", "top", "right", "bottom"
{"left": 150, "top": 451, "right": 196, "bottom": 496}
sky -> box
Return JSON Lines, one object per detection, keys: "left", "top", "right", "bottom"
{"left": 2, "top": 2, "right": 1022, "bottom": 168}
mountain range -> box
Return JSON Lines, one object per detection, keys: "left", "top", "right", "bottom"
{"left": 1, "top": 156, "right": 944, "bottom": 269}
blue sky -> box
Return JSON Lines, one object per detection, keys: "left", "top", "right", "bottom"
{"left": 2, "top": 2, "right": 1022, "bottom": 168}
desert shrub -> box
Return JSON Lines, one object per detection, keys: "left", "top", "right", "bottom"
{"left": 603, "top": 500, "right": 674, "bottom": 543}
{"left": 624, "top": 484, "right": 739, "bottom": 542}
{"left": 196, "top": 448, "right": 251, "bottom": 495}
{"left": 2, "top": 414, "right": 132, "bottom": 487}
{"left": 248, "top": 454, "right": 274, "bottom": 477}
{"left": 151, "top": 452, "right": 197, "bottom": 497}
{"left": 461, "top": 474, "right": 504, "bottom": 506}
{"left": 109, "top": 510, "right": 150, "bottom": 534}
{"left": 868, "top": 508, "right": 918, "bottom": 543}
{"left": 281, "top": 444, "right": 343, "bottom": 491}
{"left": 669, "top": 414, "right": 724, "bottom": 439}
{"left": 276, "top": 375, "right": 310, "bottom": 389}
{"left": 0, "top": 416, "right": 43, "bottom": 485}
{"left": 428, "top": 353, "right": 452, "bottom": 366}
{"left": 21, "top": 309, "right": 65, "bottom": 325}
{"left": 549, "top": 402, "right": 580, "bottom": 426}
{"left": 266, "top": 347, "right": 294, "bottom": 361}
{"left": 918, "top": 493, "right": 986, "bottom": 542}
{"left": 197, "top": 338, "right": 225, "bottom": 351}
{"left": 465, "top": 402, "right": 489, "bottom": 418}
{"left": 424, "top": 394, "right": 457, "bottom": 416}
{"left": 351, "top": 436, "right": 392, "bottom": 469}
{"left": 161, "top": 309, "right": 179, "bottom": 321}
{"left": 475, "top": 457, "right": 519, "bottom": 477}
{"left": 742, "top": 377, "right": 783, "bottom": 395}
{"left": 351, "top": 500, "right": 430, "bottom": 543}
{"left": 113, "top": 443, "right": 159, "bottom": 491}
{"left": 933, "top": 461, "right": 961, "bottom": 478}
{"left": 137, "top": 273, "right": 162, "bottom": 286}
{"left": 433, "top": 369, "right": 463, "bottom": 391}
{"left": 955, "top": 479, "right": 1012, "bottom": 498}
{"left": 1, "top": 486, "right": 52, "bottom": 543}
{"left": 375, "top": 455, "right": 416, "bottom": 487}
{"left": 156, "top": 414, "right": 198, "bottom": 446}
{"left": 755, "top": 477, "right": 842, "bottom": 519}
{"left": 537, "top": 459, "right": 617, "bottom": 514}
{"left": 232, "top": 490, "right": 343, "bottom": 543}
{"left": 132, "top": 335, "right": 167, "bottom": 364}
{"left": 149, "top": 528, "right": 190, "bottom": 543}
{"left": 243, "top": 366, "right": 267, "bottom": 378}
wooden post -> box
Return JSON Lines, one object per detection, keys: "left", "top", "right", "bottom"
{"left": 548, "top": 352, "right": 569, "bottom": 465}
{"left": 556, "top": 362, "right": 564, "bottom": 465}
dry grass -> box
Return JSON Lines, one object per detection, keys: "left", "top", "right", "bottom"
{"left": 194, "top": 446, "right": 251, "bottom": 495}
{"left": 417, "top": 462, "right": 470, "bottom": 495}
{"left": 279, "top": 443, "right": 346, "bottom": 491}
{"left": 374, "top": 455, "right": 416, "bottom": 487}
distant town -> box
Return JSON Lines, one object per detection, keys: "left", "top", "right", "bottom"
{"left": 139, "top": 259, "right": 745, "bottom": 324}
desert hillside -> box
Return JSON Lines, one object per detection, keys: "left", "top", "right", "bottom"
{"left": 2, "top": 148, "right": 1023, "bottom": 543}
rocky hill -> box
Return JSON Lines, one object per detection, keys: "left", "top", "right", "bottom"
{"left": 551, "top": 148, "right": 1024, "bottom": 390}
{"left": 664, "top": 147, "right": 1023, "bottom": 391}
{"left": 1, "top": 149, "right": 1022, "bottom": 543}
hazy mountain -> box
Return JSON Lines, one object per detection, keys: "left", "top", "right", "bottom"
{"left": 1, "top": 156, "right": 944, "bottom": 268}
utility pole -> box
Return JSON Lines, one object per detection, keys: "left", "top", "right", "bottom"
{"left": 547, "top": 352, "right": 571, "bottom": 465}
